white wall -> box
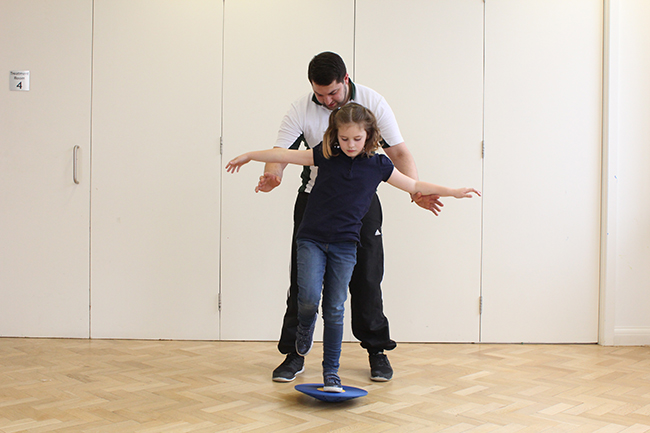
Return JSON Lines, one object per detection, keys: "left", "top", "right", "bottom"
{"left": 2, "top": 1, "right": 650, "bottom": 344}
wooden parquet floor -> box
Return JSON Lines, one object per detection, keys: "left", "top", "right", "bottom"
{"left": 1, "top": 339, "right": 650, "bottom": 432}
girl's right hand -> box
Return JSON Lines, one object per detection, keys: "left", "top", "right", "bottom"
{"left": 225, "top": 154, "right": 251, "bottom": 173}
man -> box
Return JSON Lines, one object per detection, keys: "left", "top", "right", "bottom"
{"left": 257, "top": 52, "right": 442, "bottom": 383}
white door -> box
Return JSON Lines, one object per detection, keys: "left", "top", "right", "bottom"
{"left": 0, "top": 0, "right": 92, "bottom": 338}
{"left": 355, "top": 0, "right": 484, "bottom": 342}
{"left": 91, "top": 0, "right": 222, "bottom": 339}
{"left": 220, "top": 0, "right": 355, "bottom": 340}
{"left": 481, "top": 0, "right": 602, "bottom": 342}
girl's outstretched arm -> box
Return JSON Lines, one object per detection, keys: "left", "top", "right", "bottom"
{"left": 387, "top": 168, "right": 481, "bottom": 199}
{"left": 226, "top": 148, "right": 314, "bottom": 173}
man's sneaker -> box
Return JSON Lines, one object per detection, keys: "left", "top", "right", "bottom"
{"left": 272, "top": 352, "right": 305, "bottom": 382}
{"left": 295, "top": 316, "right": 316, "bottom": 356}
{"left": 369, "top": 352, "right": 393, "bottom": 382}
{"left": 323, "top": 372, "right": 344, "bottom": 393}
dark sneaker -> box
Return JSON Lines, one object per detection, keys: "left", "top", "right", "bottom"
{"left": 295, "top": 316, "right": 316, "bottom": 356}
{"left": 272, "top": 352, "right": 305, "bottom": 382}
{"left": 323, "top": 372, "right": 344, "bottom": 393}
{"left": 369, "top": 352, "right": 393, "bottom": 382}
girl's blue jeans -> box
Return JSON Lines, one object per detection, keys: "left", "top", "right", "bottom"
{"left": 296, "top": 238, "right": 357, "bottom": 375}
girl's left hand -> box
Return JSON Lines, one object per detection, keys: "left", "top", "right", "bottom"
{"left": 454, "top": 188, "right": 481, "bottom": 199}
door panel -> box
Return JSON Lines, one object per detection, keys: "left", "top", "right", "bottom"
{"left": 220, "top": 0, "right": 354, "bottom": 340}
{"left": 91, "top": 0, "right": 222, "bottom": 339}
{"left": 482, "top": 0, "right": 602, "bottom": 342}
{"left": 355, "top": 0, "right": 484, "bottom": 342}
{"left": 0, "top": 0, "right": 92, "bottom": 337}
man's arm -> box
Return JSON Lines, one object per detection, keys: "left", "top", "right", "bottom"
{"left": 383, "top": 142, "right": 417, "bottom": 179}
{"left": 259, "top": 99, "right": 307, "bottom": 193}
{"left": 384, "top": 143, "right": 444, "bottom": 215}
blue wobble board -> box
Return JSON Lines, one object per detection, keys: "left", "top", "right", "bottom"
{"left": 295, "top": 383, "right": 368, "bottom": 402}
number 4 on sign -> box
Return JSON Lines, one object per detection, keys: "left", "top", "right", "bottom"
{"left": 16, "top": 81, "right": 22, "bottom": 89}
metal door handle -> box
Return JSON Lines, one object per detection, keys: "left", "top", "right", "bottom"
{"left": 73, "top": 145, "right": 80, "bottom": 184}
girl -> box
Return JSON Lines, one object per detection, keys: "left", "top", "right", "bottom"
{"left": 226, "top": 103, "right": 479, "bottom": 392}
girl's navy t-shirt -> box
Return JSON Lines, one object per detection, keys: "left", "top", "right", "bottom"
{"left": 296, "top": 143, "right": 395, "bottom": 244}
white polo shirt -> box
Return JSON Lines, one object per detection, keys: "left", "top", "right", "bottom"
{"left": 274, "top": 81, "right": 404, "bottom": 193}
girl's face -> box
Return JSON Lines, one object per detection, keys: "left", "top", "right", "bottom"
{"left": 337, "top": 122, "right": 367, "bottom": 158}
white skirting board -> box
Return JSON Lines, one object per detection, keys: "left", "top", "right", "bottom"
{"left": 614, "top": 327, "right": 650, "bottom": 346}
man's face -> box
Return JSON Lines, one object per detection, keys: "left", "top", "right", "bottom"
{"left": 311, "top": 74, "right": 349, "bottom": 110}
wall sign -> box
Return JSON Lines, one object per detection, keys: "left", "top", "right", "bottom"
{"left": 10, "top": 71, "right": 30, "bottom": 91}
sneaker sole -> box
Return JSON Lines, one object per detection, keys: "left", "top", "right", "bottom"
{"left": 272, "top": 366, "right": 305, "bottom": 382}
{"left": 370, "top": 375, "right": 392, "bottom": 382}
{"left": 323, "top": 386, "right": 344, "bottom": 393}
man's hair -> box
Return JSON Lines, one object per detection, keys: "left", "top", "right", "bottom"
{"left": 308, "top": 52, "right": 347, "bottom": 86}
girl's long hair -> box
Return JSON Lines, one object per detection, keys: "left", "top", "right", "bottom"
{"left": 322, "top": 103, "right": 382, "bottom": 159}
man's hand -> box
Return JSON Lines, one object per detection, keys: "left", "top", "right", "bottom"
{"left": 411, "top": 192, "right": 444, "bottom": 216}
{"left": 255, "top": 172, "right": 282, "bottom": 193}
